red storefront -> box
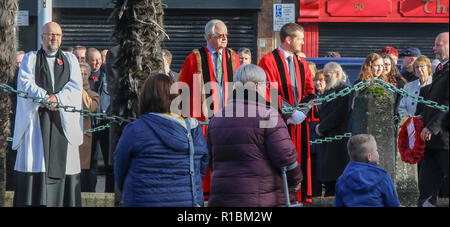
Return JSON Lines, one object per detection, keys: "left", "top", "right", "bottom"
{"left": 297, "top": 0, "right": 449, "bottom": 58}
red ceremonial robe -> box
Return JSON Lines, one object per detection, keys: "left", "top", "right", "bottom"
{"left": 178, "top": 46, "right": 240, "bottom": 200}
{"left": 258, "top": 49, "right": 316, "bottom": 203}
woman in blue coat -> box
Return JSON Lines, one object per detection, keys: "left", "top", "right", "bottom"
{"left": 114, "top": 74, "right": 209, "bottom": 207}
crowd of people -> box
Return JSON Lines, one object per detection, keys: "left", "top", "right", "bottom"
{"left": 6, "top": 19, "right": 448, "bottom": 207}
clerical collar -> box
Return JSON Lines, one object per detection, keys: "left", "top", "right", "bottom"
{"left": 45, "top": 50, "right": 57, "bottom": 58}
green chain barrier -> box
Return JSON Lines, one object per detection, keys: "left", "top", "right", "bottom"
{"left": 310, "top": 132, "right": 353, "bottom": 144}
{"left": 281, "top": 78, "right": 449, "bottom": 115}
{"left": 0, "top": 83, "right": 137, "bottom": 123}
{"left": 1, "top": 77, "right": 448, "bottom": 145}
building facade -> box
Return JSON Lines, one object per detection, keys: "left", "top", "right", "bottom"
{"left": 17, "top": 0, "right": 449, "bottom": 71}
{"left": 296, "top": 0, "right": 449, "bottom": 58}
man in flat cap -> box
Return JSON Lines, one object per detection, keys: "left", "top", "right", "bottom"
{"left": 399, "top": 47, "right": 422, "bottom": 82}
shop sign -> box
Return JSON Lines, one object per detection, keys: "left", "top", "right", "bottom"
{"left": 400, "top": 0, "right": 449, "bottom": 17}
{"left": 15, "top": 10, "right": 29, "bottom": 26}
{"left": 273, "top": 4, "right": 296, "bottom": 31}
{"left": 326, "top": 0, "right": 392, "bottom": 17}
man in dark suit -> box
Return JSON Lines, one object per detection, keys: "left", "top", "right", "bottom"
{"left": 417, "top": 32, "right": 449, "bottom": 207}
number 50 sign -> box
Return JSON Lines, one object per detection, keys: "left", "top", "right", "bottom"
{"left": 354, "top": 2, "right": 364, "bottom": 11}
{"left": 326, "top": 0, "right": 392, "bottom": 17}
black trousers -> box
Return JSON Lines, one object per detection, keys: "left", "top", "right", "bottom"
{"left": 90, "top": 127, "right": 114, "bottom": 192}
{"left": 418, "top": 148, "right": 449, "bottom": 206}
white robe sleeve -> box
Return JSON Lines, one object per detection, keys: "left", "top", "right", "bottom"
{"left": 55, "top": 52, "right": 84, "bottom": 147}
{"left": 12, "top": 51, "right": 48, "bottom": 150}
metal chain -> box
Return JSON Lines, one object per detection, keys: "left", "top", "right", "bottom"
{"left": 1, "top": 78, "right": 448, "bottom": 145}
{"left": 281, "top": 78, "right": 449, "bottom": 114}
{"left": 310, "top": 132, "right": 353, "bottom": 144}
{"left": 0, "top": 83, "right": 137, "bottom": 123}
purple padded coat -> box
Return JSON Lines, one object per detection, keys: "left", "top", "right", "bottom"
{"left": 207, "top": 93, "right": 302, "bottom": 207}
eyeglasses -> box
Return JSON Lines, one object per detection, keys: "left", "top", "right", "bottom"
{"left": 213, "top": 34, "right": 228, "bottom": 39}
{"left": 415, "top": 65, "right": 427, "bottom": 69}
{"left": 43, "top": 33, "right": 62, "bottom": 38}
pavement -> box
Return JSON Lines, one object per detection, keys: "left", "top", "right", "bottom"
{"left": 96, "top": 175, "right": 106, "bottom": 193}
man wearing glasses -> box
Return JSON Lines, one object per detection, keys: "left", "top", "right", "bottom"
{"left": 12, "top": 22, "right": 83, "bottom": 207}
{"left": 178, "top": 19, "right": 240, "bottom": 200}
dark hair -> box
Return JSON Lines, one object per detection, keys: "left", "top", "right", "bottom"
{"left": 139, "top": 74, "right": 176, "bottom": 116}
{"left": 326, "top": 51, "right": 341, "bottom": 58}
{"left": 380, "top": 53, "right": 407, "bottom": 85}
{"left": 280, "top": 23, "right": 304, "bottom": 43}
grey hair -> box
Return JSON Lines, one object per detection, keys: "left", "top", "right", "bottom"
{"left": 238, "top": 47, "right": 252, "bottom": 57}
{"left": 204, "top": 19, "right": 226, "bottom": 41}
{"left": 162, "top": 49, "right": 172, "bottom": 61}
{"left": 324, "top": 62, "right": 347, "bottom": 83}
{"left": 234, "top": 64, "right": 266, "bottom": 86}
{"left": 79, "top": 62, "right": 91, "bottom": 75}
{"left": 86, "top": 47, "right": 101, "bottom": 61}
{"left": 347, "top": 134, "right": 376, "bottom": 162}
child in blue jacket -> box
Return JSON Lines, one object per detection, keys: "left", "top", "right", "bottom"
{"left": 334, "top": 134, "right": 401, "bottom": 207}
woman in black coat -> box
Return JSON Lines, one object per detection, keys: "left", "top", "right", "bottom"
{"left": 315, "top": 62, "right": 351, "bottom": 196}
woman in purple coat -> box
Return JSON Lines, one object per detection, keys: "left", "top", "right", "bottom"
{"left": 207, "top": 64, "right": 303, "bottom": 207}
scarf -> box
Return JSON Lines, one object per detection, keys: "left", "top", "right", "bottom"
{"left": 35, "top": 47, "right": 71, "bottom": 181}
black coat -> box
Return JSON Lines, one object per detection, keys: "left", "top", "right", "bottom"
{"left": 316, "top": 83, "right": 351, "bottom": 182}
{"left": 418, "top": 61, "right": 449, "bottom": 150}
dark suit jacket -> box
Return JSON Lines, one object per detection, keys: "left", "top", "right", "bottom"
{"left": 418, "top": 61, "right": 449, "bottom": 149}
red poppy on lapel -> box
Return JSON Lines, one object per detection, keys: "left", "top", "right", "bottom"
{"left": 56, "top": 58, "right": 63, "bottom": 66}
{"left": 438, "top": 64, "right": 444, "bottom": 71}
{"left": 92, "top": 76, "right": 98, "bottom": 82}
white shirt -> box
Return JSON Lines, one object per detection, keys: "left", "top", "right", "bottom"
{"left": 13, "top": 50, "right": 83, "bottom": 175}
{"left": 278, "top": 46, "right": 294, "bottom": 67}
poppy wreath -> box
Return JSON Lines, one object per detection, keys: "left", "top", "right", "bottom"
{"left": 398, "top": 117, "right": 426, "bottom": 164}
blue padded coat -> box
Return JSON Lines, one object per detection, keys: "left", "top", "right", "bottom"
{"left": 114, "top": 113, "right": 209, "bottom": 207}
{"left": 334, "top": 162, "right": 400, "bottom": 207}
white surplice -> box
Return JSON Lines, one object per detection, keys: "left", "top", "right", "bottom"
{"left": 12, "top": 50, "right": 83, "bottom": 175}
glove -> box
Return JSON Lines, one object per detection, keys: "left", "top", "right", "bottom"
{"left": 287, "top": 110, "right": 306, "bottom": 125}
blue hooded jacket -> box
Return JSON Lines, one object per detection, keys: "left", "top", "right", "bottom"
{"left": 334, "top": 162, "right": 400, "bottom": 207}
{"left": 114, "top": 113, "right": 209, "bottom": 207}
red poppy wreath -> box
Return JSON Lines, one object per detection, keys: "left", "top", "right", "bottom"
{"left": 398, "top": 117, "right": 426, "bottom": 164}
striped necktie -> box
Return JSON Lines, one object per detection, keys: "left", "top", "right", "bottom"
{"left": 215, "top": 51, "right": 223, "bottom": 85}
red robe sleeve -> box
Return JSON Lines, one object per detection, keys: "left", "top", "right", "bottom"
{"left": 299, "top": 57, "right": 315, "bottom": 97}
{"left": 299, "top": 57, "right": 316, "bottom": 121}
{"left": 259, "top": 54, "right": 282, "bottom": 109}
{"left": 178, "top": 53, "right": 197, "bottom": 118}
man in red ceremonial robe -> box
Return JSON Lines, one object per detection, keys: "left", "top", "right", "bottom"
{"left": 178, "top": 19, "right": 240, "bottom": 200}
{"left": 258, "top": 23, "right": 316, "bottom": 203}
